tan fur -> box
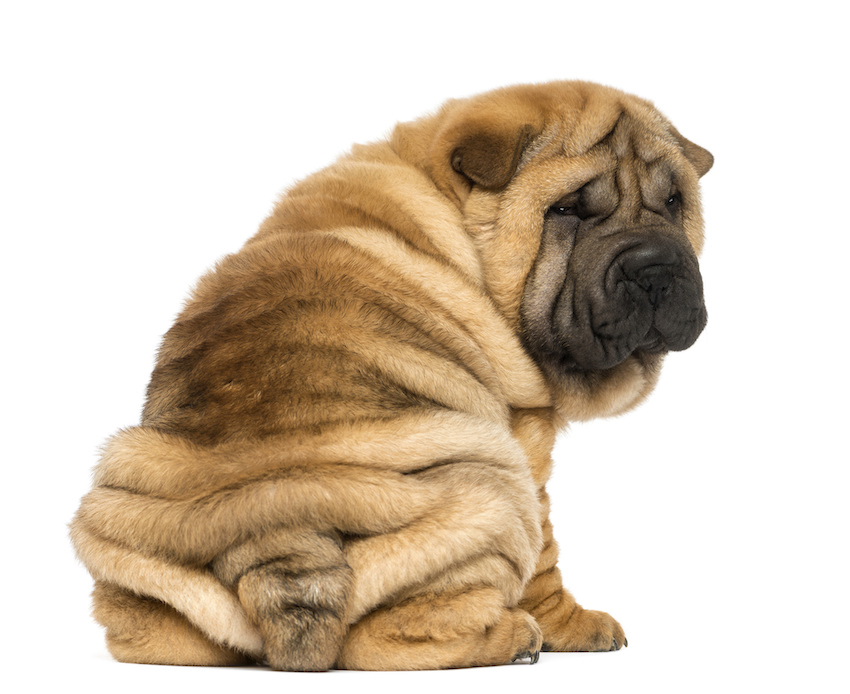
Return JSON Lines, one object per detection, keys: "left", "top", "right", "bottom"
{"left": 71, "top": 81, "right": 711, "bottom": 670}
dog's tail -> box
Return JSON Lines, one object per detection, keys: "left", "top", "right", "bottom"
{"left": 214, "top": 528, "right": 353, "bottom": 670}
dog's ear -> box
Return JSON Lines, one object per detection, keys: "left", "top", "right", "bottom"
{"left": 449, "top": 122, "right": 538, "bottom": 189}
{"left": 669, "top": 125, "right": 714, "bottom": 178}
{"left": 428, "top": 96, "right": 545, "bottom": 205}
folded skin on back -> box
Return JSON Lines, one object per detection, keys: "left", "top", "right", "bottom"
{"left": 71, "top": 80, "right": 712, "bottom": 670}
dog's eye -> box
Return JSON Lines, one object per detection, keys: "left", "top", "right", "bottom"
{"left": 665, "top": 192, "right": 681, "bottom": 215}
{"left": 548, "top": 193, "right": 582, "bottom": 218}
{"left": 550, "top": 205, "right": 578, "bottom": 216}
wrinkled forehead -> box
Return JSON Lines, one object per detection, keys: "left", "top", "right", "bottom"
{"left": 511, "top": 96, "right": 699, "bottom": 221}
{"left": 519, "top": 101, "right": 688, "bottom": 204}
{"left": 521, "top": 95, "right": 682, "bottom": 175}
{"left": 566, "top": 94, "right": 676, "bottom": 158}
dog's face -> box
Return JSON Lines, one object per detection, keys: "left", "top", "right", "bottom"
{"left": 421, "top": 82, "right": 712, "bottom": 418}
{"left": 520, "top": 118, "right": 708, "bottom": 377}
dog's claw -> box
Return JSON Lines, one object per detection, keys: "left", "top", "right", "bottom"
{"left": 512, "top": 650, "right": 540, "bottom": 665}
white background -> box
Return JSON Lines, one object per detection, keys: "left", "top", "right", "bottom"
{"left": 2, "top": 1, "right": 847, "bottom": 692}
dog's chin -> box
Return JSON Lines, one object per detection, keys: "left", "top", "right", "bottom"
{"left": 538, "top": 348, "right": 666, "bottom": 423}
{"left": 535, "top": 344, "right": 665, "bottom": 382}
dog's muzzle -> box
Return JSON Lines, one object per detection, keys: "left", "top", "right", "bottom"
{"left": 563, "top": 234, "right": 707, "bottom": 370}
{"left": 522, "top": 221, "right": 707, "bottom": 376}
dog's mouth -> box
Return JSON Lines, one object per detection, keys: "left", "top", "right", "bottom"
{"left": 523, "top": 235, "right": 707, "bottom": 375}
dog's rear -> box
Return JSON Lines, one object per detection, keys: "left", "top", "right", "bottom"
{"left": 71, "top": 187, "right": 548, "bottom": 667}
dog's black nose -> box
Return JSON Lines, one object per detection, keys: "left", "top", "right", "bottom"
{"left": 620, "top": 243, "right": 678, "bottom": 305}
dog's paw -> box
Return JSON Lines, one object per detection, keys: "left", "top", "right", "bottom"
{"left": 542, "top": 608, "right": 627, "bottom": 653}
{"left": 510, "top": 609, "right": 543, "bottom": 664}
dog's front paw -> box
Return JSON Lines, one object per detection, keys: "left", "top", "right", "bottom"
{"left": 511, "top": 609, "right": 543, "bottom": 664}
{"left": 542, "top": 608, "right": 626, "bottom": 652}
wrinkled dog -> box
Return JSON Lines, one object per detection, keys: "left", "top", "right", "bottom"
{"left": 72, "top": 81, "right": 712, "bottom": 670}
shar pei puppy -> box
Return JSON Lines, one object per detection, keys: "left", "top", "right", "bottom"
{"left": 71, "top": 80, "right": 712, "bottom": 671}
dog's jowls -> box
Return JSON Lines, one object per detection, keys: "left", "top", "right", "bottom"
{"left": 71, "top": 81, "right": 712, "bottom": 671}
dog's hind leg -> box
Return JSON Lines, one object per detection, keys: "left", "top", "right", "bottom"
{"left": 337, "top": 586, "right": 542, "bottom": 670}
{"left": 335, "top": 458, "right": 544, "bottom": 670}
{"left": 91, "top": 581, "right": 251, "bottom": 666}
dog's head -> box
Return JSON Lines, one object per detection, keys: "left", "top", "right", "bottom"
{"left": 400, "top": 82, "right": 712, "bottom": 419}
